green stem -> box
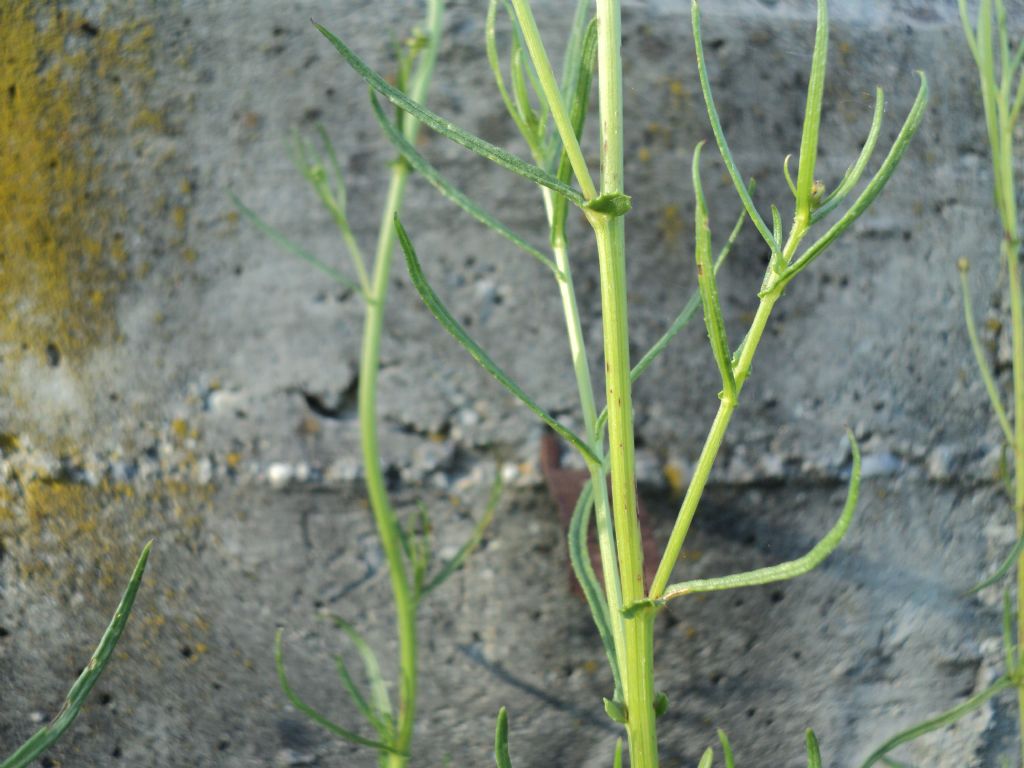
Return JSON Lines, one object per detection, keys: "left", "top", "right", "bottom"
{"left": 543, "top": 186, "right": 626, "bottom": 695}
{"left": 357, "top": 4, "right": 442, "bottom": 765}
{"left": 650, "top": 293, "right": 777, "bottom": 598}
{"left": 590, "top": 1, "right": 654, "bottom": 759}
{"left": 361, "top": 166, "right": 418, "bottom": 768}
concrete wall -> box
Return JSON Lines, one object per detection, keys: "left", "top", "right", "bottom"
{"left": 0, "top": 0, "right": 1016, "bottom": 765}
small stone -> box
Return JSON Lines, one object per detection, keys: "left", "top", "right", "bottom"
{"left": 267, "top": 462, "right": 294, "bottom": 489}
{"left": 926, "top": 444, "right": 961, "bottom": 481}
{"left": 859, "top": 451, "right": 902, "bottom": 478}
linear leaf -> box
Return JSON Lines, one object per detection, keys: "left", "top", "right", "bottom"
{"left": 659, "top": 431, "right": 860, "bottom": 602}
{"left": 314, "top": 21, "right": 585, "bottom": 207}
{"left": 693, "top": 142, "right": 736, "bottom": 397}
{"left": 1, "top": 543, "right": 152, "bottom": 768}
{"left": 612, "top": 739, "right": 624, "bottom": 768}
{"left": 783, "top": 73, "right": 929, "bottom": 287}
{"left": 806, "top": 730, "right": 823, "bottom": 768}
{"left": 368, "top": 92, "right": 562, "bottom": 278}
{"left": 958, "top": 260, "right": 1013, "bottom": 444}
{"left": 421, "top": 475, "right": 503, "bottom": 594}
{"left": 494, "top": 707, "right": 513, "bottom": 768}
{"left": 968, "top": 531, "right": 1024, "bottom": 594}
{"left": 718, "top": 729, "right": 736, "bottom": 768}
{"left": 857, "top": 676, "right": 1014, "bottom": 768}
{"left": 230, "top": 192, "right": 365, "bottom": 296}
{"left": 327, "top": 616, "right": 393, "bottom": 728}
{"left": 794, "top": 0, "right": 829, "bottom": 223}
{"left": 813, "top": 87, "right": 885, "bottom": 223}
{"left": 396, "top": 215, "right": 599, "bottom": 464}
{"left": 334, "top": 653, "right": 391, "bottom": 739}
{"left": 486, "top": 0, "right": 533, "bottom": 141}
{"left": 692, "top": 0, "right": 779, "bottom": 254}
{"left": 568, "top": 480, "right": 623, "bottom": 697}
{"left": 273, "top": 629, "right": 402, "bottom": 755}
{"left": 697, "top": 748, "right": 714, "bottom": 768}
{"left": 551, "top": 17, "right": 598, "bottom": 241}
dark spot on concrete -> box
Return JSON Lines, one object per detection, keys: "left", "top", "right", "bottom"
{"left": 45, "top": 342, "right": 60, "bottom": 367}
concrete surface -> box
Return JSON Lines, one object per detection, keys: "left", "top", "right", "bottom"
{"left": 0, "top": 0, "right": 1019, "bottom": 765}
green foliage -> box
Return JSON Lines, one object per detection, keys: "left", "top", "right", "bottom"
{"left": 2, "top": 544, "right": 151, "bottom": 768}
{"left": 309, "top": 0, "right": 926, "bottom": 764}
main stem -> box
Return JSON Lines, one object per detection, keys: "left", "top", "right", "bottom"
{"left": 360, "top": 165, "right": 418, "bottom": 768}
{"left": 592, "top": 0, "right": 657, "bottom": 762}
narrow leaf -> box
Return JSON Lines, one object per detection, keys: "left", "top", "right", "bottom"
{"left": 422, "top": 475, "right": 503, "bottom": 594}
{"left": 718, "top": 729, "right": 736, "bottom": 768}
{"left": 806, "top": 730, "right": 823, "bottom": 768}
{"left": 314, "top": 21, "right": 584, "bottom": 206}
{"left": 396, "top": 215, "right": 599, "bottom": 464}
{"left": 327, "top": 616, "right": 393, "bottom": 727}
{"left": 486, "top": 0, "right": 533, "bottom": 141}
{"left": 495, "top": 707, "right": 513, "bottom": 768}
{"left": 813, "top": 87, "right": 885, "bottom": 223}
{"left": 552, "top": 17, "right": 599, "bottom": 241}
{"left": 857, "top": 676, "right": 1014, "bottom": 768}
{"left": 273, "top": 629, "right": 401, "bottom": 755}
{"left": 697, "top": 748, "right": 714, "bottom": 768}
{"left": 568, "top": 480, "right": 623, "bottom": 696}
{"left": 368, "top": 92, "right": 563, "bottom": 279}
{"left": 967, "top": 530, "right": 1024, "bottom": 594}
{"left": 957, "top": 259, "right": 1014, "bottom": 445}
{"left": 661, "top": 431, "right": 860, "bottom": 602}
{"left": 783, "top": 154, "right": 797, "bottom": 198}
{"left": 230, "top": 192, "right": 365, "bottom": 296}
{"left": 794, "top": 0, "right": 829, "bottom": 223}
{"left": 612, "top": 739, "right": 624, "bottom": 768}
{"left": 1, "top": 543, "right": 152, "bottom": 768}
{"left": 783, "top": 73, "right": 929, "bottom": 287}
{"left": 693, "top": 142, "right": 736, "bottom": 397}
{"left": 692, "top": 0, "right": 779, "bottom": 253}
{"left": 623, "top": 180, "right": 752, "bottom": 392}
{"left": 334, "top": 654, "right": 391, "bottom": 739}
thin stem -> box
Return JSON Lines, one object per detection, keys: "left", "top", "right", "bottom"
{"left": 362, "top": 167, "right": 419, "bottom": 768}
{"left": 650, "top": 294, "right": 775, "bottom": 598}
{"left": 357, "top": 4, "right": 443, "bottom": 765}
{"left": 542, "top": 186, "right": 627, "bottom": 696}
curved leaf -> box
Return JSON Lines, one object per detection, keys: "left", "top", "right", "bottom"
{"left": 314, "top": 21, "right": 584, "bottom": 207}
{"left": 657, "top": 431, "right": 860, "bottom": 602}
{"left": 693, "top": 142, "right": 735, "bottom": 398}
{"left": 858, "top": 676, "right": 1014, "bottom": 768}
{"left": 783, "top": 73, "right": 929, "bottom": 287}
{"left": 368, "top": 92, "right": 562, "bottom": 279}
{"left": 568, "top": 480, "right": 622, "bottom": 696}
{"left": 396, "top": 215, "right": 599, "bottom": 464}
{"left": 692, "top": 0, "right": 779, "bottom": 254}
{"left": 1, "top": 543, "right": 152, "bottom": 768}
{"left": 273, "top": 629, "right": 401, "bottom": 755}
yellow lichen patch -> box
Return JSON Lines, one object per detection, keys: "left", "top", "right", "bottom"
{"left": 0, "top": 2, "right": 158, "bottom": 429}
{"left": 658, "top": 203, "right": 686, "bottom": 244}
{"left": 0, "top": 474, "right": 214, "bottom": 663}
